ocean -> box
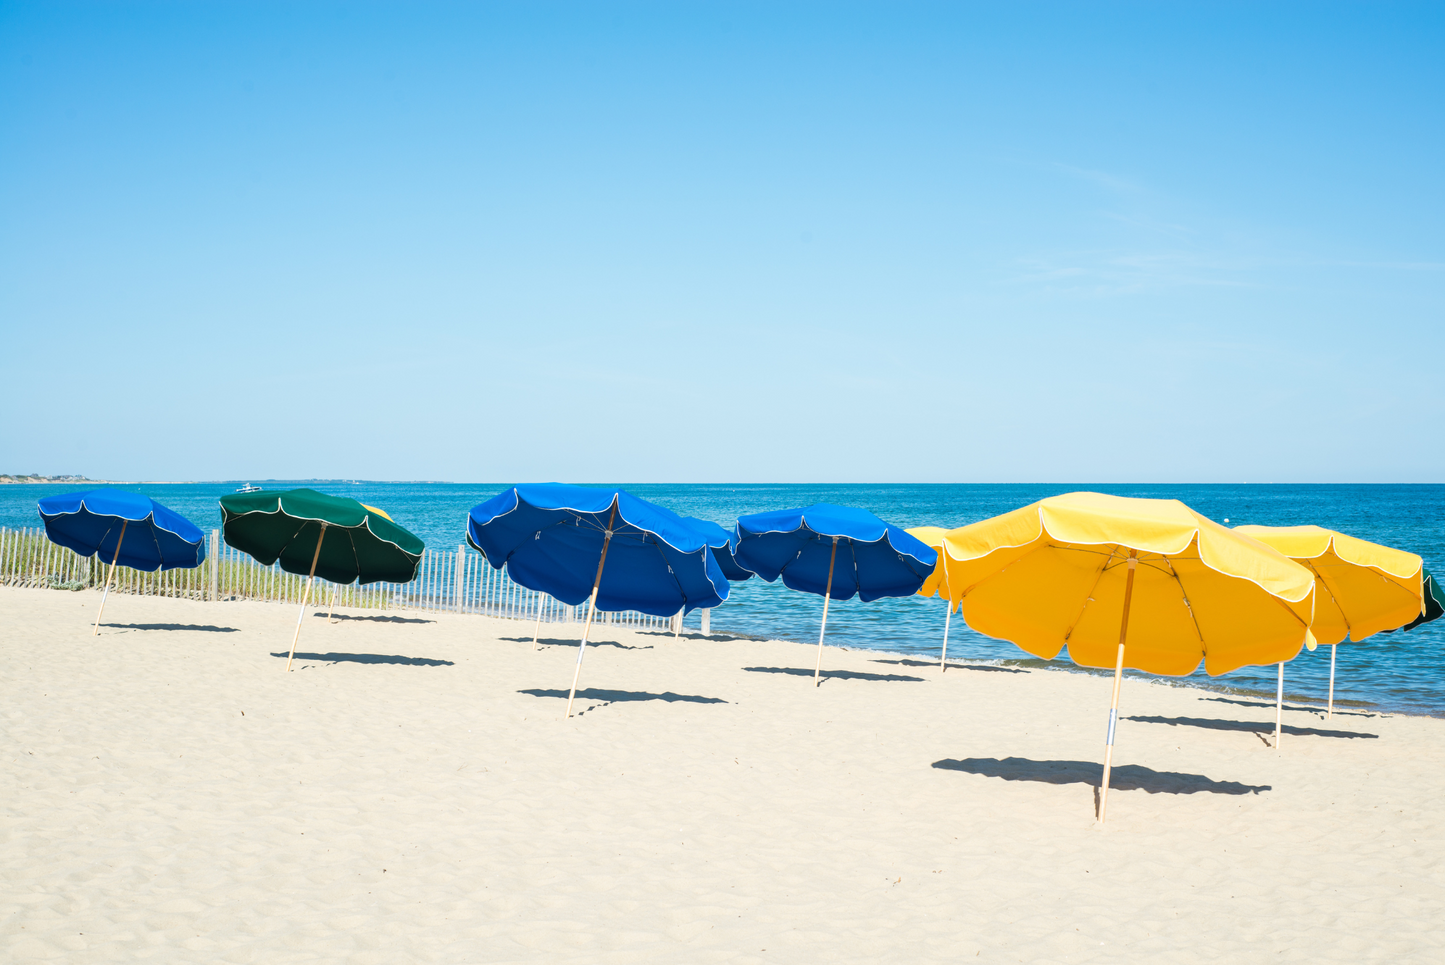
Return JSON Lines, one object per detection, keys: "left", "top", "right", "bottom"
{"left": 5, "top": 481, "right": 1443, "bottom": 716}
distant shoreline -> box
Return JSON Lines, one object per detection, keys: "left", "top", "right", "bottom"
{"left": 0, "top": 477, "right": 197, "bottom": 485}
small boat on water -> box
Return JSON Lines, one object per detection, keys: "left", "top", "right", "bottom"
{"left": 234, "top": 483, "right": 263, "bottom": 493}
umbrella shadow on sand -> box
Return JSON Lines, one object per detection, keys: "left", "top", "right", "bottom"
{"left": 743, "top": 666, "right": 925, "bottom": 684}
{"left": 519, "top": 688, "right": 728, "bottom": 716}
{"left": 636, "top": 630, "right": 751, "bottom": 642}
{"left": 1124, "top": 715, "right": 1378, "bottom": 740}
{"left": 501, "top": 636, "right": 653, "bottom": 650}
{"left": 313, "top": 613, "right": 435, "bottom": 625}
{"left": 933, "top": 757, "right": 1271, "bottom": 796}
{"left": 270, "top": 651, "right": 455, "bottom": 667}
{"left": 104, "top": 623, "right": 240, "bottom": 633}
{"left": 1199, "top": 696, "right": 1376, "bottom": 719}
{"left": 870, "top": 658, "right": 1026, "bottom": 674}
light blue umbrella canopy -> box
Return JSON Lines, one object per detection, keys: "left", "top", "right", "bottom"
{"left": 467, "top": 484, "right": 729, "bottom": 617}
{"left": 684, "top": 516, "right": 755, "bottom": 582}
{"left": 38, "top": 488, "right": 206, "bottom": 571}
{"left": 733, "top": 504, "right": 936, "bottom": 601}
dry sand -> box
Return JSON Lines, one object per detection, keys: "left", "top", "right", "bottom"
{"left": 3, "top": 584, "right": 1443, "bottom": 963}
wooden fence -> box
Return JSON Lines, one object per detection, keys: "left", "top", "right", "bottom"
{"left": 0, "top": 526, "right": 693, "bottom": 632}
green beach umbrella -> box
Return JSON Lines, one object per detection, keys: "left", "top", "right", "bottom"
{"left": 1390, "top": 567, "right": 1444, "bottom": 632}
{"left": 219, "top": 488, "right": 425, "bottom": 670}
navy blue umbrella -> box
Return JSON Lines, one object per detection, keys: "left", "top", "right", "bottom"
{"left": 733, "top": 504, "right": 937, "bottom": 685}
{"left": 38, "top": 488, "right": 207, "bottom": 635}
{"left": 683, "top": 517, "right": 756, "bottom": 582}
{"left": 467, "top": 484, "right": 729, "bottom": 717}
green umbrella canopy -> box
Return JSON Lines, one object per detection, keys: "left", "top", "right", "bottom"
{"left": 219, "top": 488, "right": 424, "bottom": 585}
{"left": 1386, "top": 567, "right": 1444, "bottom": 634}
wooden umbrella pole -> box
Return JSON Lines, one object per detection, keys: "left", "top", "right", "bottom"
{"left": 1327, "top": 644, "right": 1337, "bottom": 719}
{"left": 286, "top": 522, "right": 327, "bottom": 672}
{"left": 1275, "top": 663, "right": 1284, "bottom": 754}
{"left": 327, "top": 583, "right": 339, "bottom": 624}
{"left": 565, "top": 504, "right": 618, "bottom": 719}
{"left": 814, "top": 537, "right": 839, "bottom": 687}
{"left": 940, "top": 604, "right": 952, "bottom": 673}
{"left": 1098, "top": 551, "right": 1138, "bottom": 824}
{"left": 93, "top": 520, "right": 128, "bottom": 636}
{"left": 940, "top": 545, "right": 954, "bottom": 673}
{"left": 532, "top": 594, "right": 546, "bottom": 650}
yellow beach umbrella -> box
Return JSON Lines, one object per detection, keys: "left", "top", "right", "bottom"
{"left": 907, "top": 525, "right": 958, "bottom": 672}
{"left": 930, "top": 492, "right": 1316, "bottom": 822}
{"left": 1233, "top": 525, "right": 1423, "bottom": 726}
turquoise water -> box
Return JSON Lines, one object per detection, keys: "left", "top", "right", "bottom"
{"left": 6, "top": 481, "right": 1443, "bottom": 716}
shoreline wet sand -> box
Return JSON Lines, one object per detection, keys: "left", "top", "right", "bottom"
{"left": 3, "top": 585, "right": 1442, "bottom": 962}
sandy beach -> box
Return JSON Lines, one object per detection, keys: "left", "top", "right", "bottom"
{"left": 3, "top": 584, "right": 1442, "bottom": 963}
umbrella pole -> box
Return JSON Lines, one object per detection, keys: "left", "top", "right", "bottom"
{"left": 1275, "top": 663, "right": 1284, "bottom": 753}
{"left": 93, "top": 520, "right": 128, "bottom": 636}
{"left": 940, "top": 604, "right": 951, "bottom": 673}
{"left": 327, "top": 583, "right": 338, "bottom": 624}
{"left": 565, "top": 504, "right": 618, "bottom": 720}
{"left": 1098, "top": 552, "right": 1138, "bottom": 824}
{"left": 532, "top": 594, "right": 546, "bottom": 650}
{"left": 814, "top": 538, "right": 839, "bottom": 687}
{"left": 286, "top": 523, "right": 327, "bottom": 672}
{"left": 1327, "top": 644, "right": 1337, "bottom": 719}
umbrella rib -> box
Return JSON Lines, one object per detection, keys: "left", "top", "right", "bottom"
{"left": 1268, "top": 592, "right": 1312, "bottom": 629}
{"left": 1063, "top": 546, "right": 1119, "bottom": 642}
{"left": 566, "top": 510, "right": 605, "bottom": 533}
{"left": 1308, "top": 560, "right": 1353, "bottom": 639}
{"left": 1161, "top": 556, "right": 1206, "bottom": 645}
{"left": 104, "top": 518, "right": 120, "bottom": 563}
{"left": 347, "top": 528, "right": 361, "bottom": 584}
{"left": 141, "top": 513, "right": 162, "bottom": 569}
{"left": 777, "top": 531, "right": 819, "bottom": 580}
{"left": 848, "top": 539, "right": 860, "bottom": 598}
{"left": 651, "top": 535, "right": 688, "bottom": 609}
{"left": 1053, "top": 545, "right": 1141, "bottom": 558}
{"left": 955, "top": 541, "right": 1052, "bottom": 598}
{"left": 275, "top": 513, "right": 312, "bottom": 564}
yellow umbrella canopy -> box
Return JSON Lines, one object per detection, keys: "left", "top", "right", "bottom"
{"left": 1233, "top": 524, "right": 1423, "bottom": 719}
{"left": 937, "top": 493, "right": 1317, "bottom": 675}
{"left": 1232, "top": 525, "right": 1422, "bottom": 644}
{"left": 928, "top": 492, "right": 1317, "bottom": 822}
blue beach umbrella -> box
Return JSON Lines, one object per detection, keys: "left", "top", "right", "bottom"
{"left": 733, "top": 504, "right": 937, "bottom": 686}
{"left": 37, "top": 488, "right": 207, "bottom": 635}
{"left": 684, "top": 517, "right": 756, "bottom": 582}
{"left": 467, "top": 484, "right": 730, "bottom": 718}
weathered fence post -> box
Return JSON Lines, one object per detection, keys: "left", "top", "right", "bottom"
{"left": 209, "top": 529, "right": 220, "bottom": 602}
{"left": 455, "top": 544, "right": 466, "bottom": 612}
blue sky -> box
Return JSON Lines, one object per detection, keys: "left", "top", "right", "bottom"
{"left": 1, "top": 2, "right": 1441, "bottom": 482}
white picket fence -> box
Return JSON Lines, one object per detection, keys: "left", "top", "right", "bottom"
{"left": 0, "top": 526, "right": 697, "bottom": 633}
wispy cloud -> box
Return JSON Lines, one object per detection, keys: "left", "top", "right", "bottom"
{"left": 1003, "top": 248, "right": 1445, "bottom": 298}
{"left": 994, "top": 157, "right": 1445, "bottom": 297}
{"left": 1049, "top": 162, "right": 1148, "bottom": 196}
{"left": 1326, "top": 259, "right": 1445, "bottom": 272}
{"left": 1001, "top": 249, "right": 1263, "bottom": 297}
{"left": 1099, "top": 210, "right": 1197, "bottom": 240}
